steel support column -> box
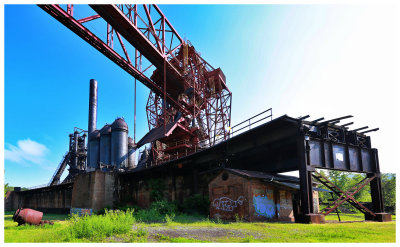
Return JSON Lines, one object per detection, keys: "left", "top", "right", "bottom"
{"left": 297, "top": 136, "right": 314, "bottom": 217}
{"left": 369, "top": 149, "right": 384, "bottom": 213}
{"left": 369, "top": 174, "right": 384, "bottom": 213}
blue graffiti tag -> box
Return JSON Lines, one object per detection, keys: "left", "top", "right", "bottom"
{"left": 253, "top": 195, "right": 275, "bottom": 218}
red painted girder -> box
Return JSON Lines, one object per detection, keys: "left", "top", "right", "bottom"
{"left": 89, "top": 5, "right": 185, "bottom": 92}
{"left": 38, "top": 4, "right": 189, "bottom": 116}
{"left": 78, "top": 14, "right": 100, "bottom": 23}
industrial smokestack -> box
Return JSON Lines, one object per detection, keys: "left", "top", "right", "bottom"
{"left": 88, "top": 79, "right": 98, "bottom": 134}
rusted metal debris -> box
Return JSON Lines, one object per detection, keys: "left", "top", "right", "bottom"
{"left": 13, "top": 208, "right": 53, "bottom": 226}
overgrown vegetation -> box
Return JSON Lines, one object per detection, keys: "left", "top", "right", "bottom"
{"left": 179, "top": 194, "right": 210, "bottom": 215}
{"left": 62, "top": 209, "right": 135, "bottom": 241}
{"left": 148, "top": 179, "right": 166, "bottom": 201}
{"left": 4, "top": 211, "right": 395, "bottom": 243}
{"left": 4, "top": 173, "right": 396, "bottom": 243}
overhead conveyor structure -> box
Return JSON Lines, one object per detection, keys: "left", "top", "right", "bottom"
{"left": 39, "top": 4, "right": 232, "bottom": 163}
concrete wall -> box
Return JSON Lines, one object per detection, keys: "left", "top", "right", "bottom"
{"left": 5, "top": 171, "right": 117, "bottom": 214}
{"left": 71, "top": 170, "right": 116, "bottom": 212}
{"left": 5, "top": 183, "right": 73, "bottom": 214}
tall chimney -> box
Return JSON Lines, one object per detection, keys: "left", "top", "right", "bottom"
{"left": 88, "top": 79, "right": 98, "bottom": 134}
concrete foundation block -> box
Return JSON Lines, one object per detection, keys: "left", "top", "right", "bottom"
{"left": 365, "top": 213, "right": 392, "bottom": 222}
{"left": 297, "top": 213, "right": 325, "bottom": 224}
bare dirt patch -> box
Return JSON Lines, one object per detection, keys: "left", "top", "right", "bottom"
{"left": 133, "top": 225, "right": 262, "bottom": 242}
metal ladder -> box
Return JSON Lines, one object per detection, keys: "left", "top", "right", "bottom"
{"left": 312, "top": 170, "right": 376, "bottom": 217}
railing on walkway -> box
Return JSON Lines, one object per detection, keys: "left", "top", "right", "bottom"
{"left": 27, "top": 184, "right": 48, "bottom": 190}
{"left": 229, "top": 108, "right": 273, "bottom": 137}
{"left": 144, "top": 107, "right": 273, "bottom": 168}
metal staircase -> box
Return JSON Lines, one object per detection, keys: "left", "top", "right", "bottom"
{"left": 312, "top": 170, "right": 376, "bottom": 217}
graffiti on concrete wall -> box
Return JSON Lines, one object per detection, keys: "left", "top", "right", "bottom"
{"left": 253, "top": 188, "right": 276, "bottom": 218}
{"left": 70, "top": 208, "right": 93, "bottom": 216}
{"left": 212, "top": 196, "right": 244, "bottom": 212}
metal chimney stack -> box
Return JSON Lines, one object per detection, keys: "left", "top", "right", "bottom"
{"left": 88, "top": 79, "right": 98, "bottom": 134}
{"left": 87, "top": 79, "right": 98, "bottom": 171}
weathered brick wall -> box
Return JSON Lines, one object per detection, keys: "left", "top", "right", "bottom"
{"left": 117, "top": 169, "right": 215, "bottom": 208}
{"left": 209, "top": 170, "right": 296, "bottom": 222}
{"left": 209, "top": 171, "right": 249, "bottom": 220}
{"left": 249, "top": 180, "right": 295, "bottom": 222}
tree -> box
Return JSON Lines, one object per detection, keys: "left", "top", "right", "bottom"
{"left": 316, "top": 170, "right": 372, "bottom": 213}
{"left": 381, "top": 173, "right": 396, "bottom": 213}
{"left": 4, "top": 183, "right": 13, "bottom": 197}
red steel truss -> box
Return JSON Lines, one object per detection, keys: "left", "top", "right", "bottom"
{"left": 39, "top": 4, "right": 232, "bottom": 164}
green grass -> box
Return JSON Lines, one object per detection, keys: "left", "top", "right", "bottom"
{"left": 325, "top": 213, "right": 396, "bottom": 222}
{"left": 153, "top": 233, "right": 207, "bottom": 243}
{"left": 4, "top": 211, "right": 396, "bottom": 243}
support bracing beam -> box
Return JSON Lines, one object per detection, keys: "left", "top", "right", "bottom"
{"left": 312, "top": 170, "right": 376, "bottom": 217}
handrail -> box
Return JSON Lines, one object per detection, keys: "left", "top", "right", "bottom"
{"left": 145, "top": 107, "right": 273, "bottom": 167}
{"left": 27, "top": 184, "right": 48, "bottom": 190}
{"left": 231, "top": 108, "right": 272, "bottom": 129}
{"left": 229, "top": 108, "right": 272, "bottom": 137}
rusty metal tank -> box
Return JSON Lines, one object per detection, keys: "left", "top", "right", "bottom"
{"left": 99, "top": 124, "right": 112, "bottom": 167}
{"left": 127, "top": 137, "right": 136, "bottom": 169}
{"left": 13, "top": 208, "right": 43, "bottom": 225}
{"left": 111, "top": 118, "right": 128, "bottom": 169}
{"left": 88, "top": 130, "right": 100, "bottom": 171}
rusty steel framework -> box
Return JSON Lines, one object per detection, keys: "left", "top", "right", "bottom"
{"left": 39, "top": 4, "right": 232, "bottom": 164}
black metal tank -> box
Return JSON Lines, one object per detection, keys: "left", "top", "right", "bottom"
{"left": 88, "top": 130, "right": 100, "bottom": 170}
{"left": 111, "top": 118, "right": 128, "bottom": 169}
{"left": 99, "top": 124, "right": 112, "bottom": 167}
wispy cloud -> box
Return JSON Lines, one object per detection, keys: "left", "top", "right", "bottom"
{"left": 5, "top": 139, "right": 53, "bottom": 170}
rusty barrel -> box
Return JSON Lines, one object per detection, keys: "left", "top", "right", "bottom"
{"left": 13, "top": 208, "right": 43, "bottom": 225}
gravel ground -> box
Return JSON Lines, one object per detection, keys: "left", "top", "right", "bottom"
{"left": 133, "top": 225, "right": 264, "bottom": 242}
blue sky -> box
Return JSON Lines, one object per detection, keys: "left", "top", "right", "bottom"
{"left": 4, "top": 4, "right": 396, "bottom": 187}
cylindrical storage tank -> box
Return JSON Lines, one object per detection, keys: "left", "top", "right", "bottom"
{"left": 88, "top": 130, "right": 100, "bottom": 171}
{"left": 111, "top": 118, "right": 128, "bottom": 169}
{"left": 99, "top": 124, "right": 112, "bottom": 167}
{"left": 127, "top": 137, "right": 136, "bottom": 169}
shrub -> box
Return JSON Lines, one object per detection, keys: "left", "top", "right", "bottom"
{"left": 151, "top": 200, "right": 177, "bottom": 215}
{"left": 164, "top": 214, "right": 175, "bottom": 224}
{"left": 179, "top": 194, "right": 210, "bottom": 215}
{"left": 148, "top": 179, "right": 165, "bottom": 201}
{"left": 63, "top": 209, "right": 135, "bottom": 240}
{"left": 134, "top": 200, "right": 177, "bottom": 223}
{"left": 135, "top": 207, "right": 164, "bottom": 222}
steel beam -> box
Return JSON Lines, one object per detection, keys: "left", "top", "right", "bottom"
{"left": 89, "top": 5, "right": 184, "bottom": 91}
{"left": 38, "top": 4, "right": 189, "bottom": 116}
